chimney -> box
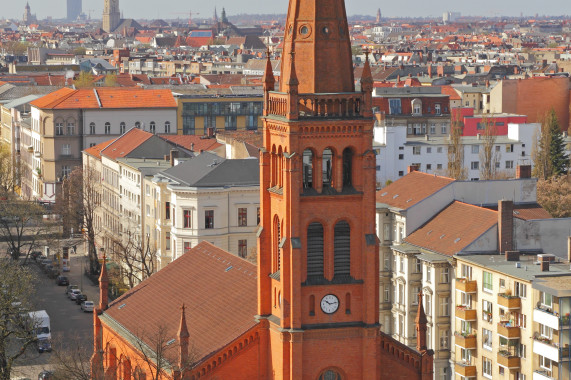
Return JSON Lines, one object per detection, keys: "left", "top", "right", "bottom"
{"left": 407, "top": 165, "right": 420, "bottom": 173}
{"left": 540, "top": 255, "right": 550, "bottom": 272}
{"left": 498, "top": 200, "right": 514, "bottom": 254}
{"left": 207, "top": 127, "right": 215, "bottom": 138}
{"left": 190, "top": 143, "right": 195, "bottom": 151}
{"left": 505, "top": 250, "right": 520, "bottom": 261}
{"left": 170, "top": 149, "right": 179, "bottom": 167}
{"left": 516, "top": 165, "right": 532, "bottom": 179}
{"left": 427, "top": 65, "right": 433, "bottom": 78}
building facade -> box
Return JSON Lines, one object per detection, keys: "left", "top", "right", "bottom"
{"left": 102, "top": 0, "right": 120, "bottom": 33}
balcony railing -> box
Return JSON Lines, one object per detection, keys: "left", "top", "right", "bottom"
{"left": 454, "top": 331, "right": 477, "bottom": 349}
{"left": 498, "top": 293, "right": 521, "bottom": 309}
{"left": 497, "top": 321, "right": 520, "bottom": 339}
{"left": 456, "top": 278, "right": 477, "bottom": 293}
{"left": 456, "top": 306, "right": 477, "bottom": 321}
{"left": 497, "top": 351, "right": 520, "bottom": 369}
{"left": 534, "top": 307, "right": 560, "bottom": 330}
{"left": 533, "top": 370, "right": 555, "bottom": 380}
{"left": 267, "top": 91, "right": 365, "bottom": 119}
{"left": 455, "top": 361, "right": 476, "bottom": 377}
{"left": 533, "top": 334, "right": 571, "bottom": 362}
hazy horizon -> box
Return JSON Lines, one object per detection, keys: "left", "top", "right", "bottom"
{"left": 2, "top": 0, "right": 570, "bottom": 22}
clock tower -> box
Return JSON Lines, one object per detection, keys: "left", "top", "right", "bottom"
{"left": 256, "top": 0, "right": 380, "bottom": 378}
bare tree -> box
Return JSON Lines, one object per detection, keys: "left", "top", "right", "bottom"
{"left": 479, "top": 115, "right": 501, "bottom": 180}
{"left": 0, "top": 142, "right": 26, "bottom": 197}
{"left": 49, "top": 334, "right": 91, "bottom": 380}
{"left": 0, "top": 260, "right": 38, "bottom": 380}
{"left": 109, "top": 230, "right": 157, "bottom": 289}
{"left": 446, "top": 115, "right": 467, "bottom": 180}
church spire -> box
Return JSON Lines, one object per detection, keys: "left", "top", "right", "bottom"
{"left": 415, "top": 292, "right": 428, "bottom": 352}
{"left": 263, "top": 47, "right": 275, "bottom": 91}
{"left": 178, "top": 303, "right": 190, "bottom": 371}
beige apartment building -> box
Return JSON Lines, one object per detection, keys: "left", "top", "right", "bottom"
{"left": 454, "top": 252, "right": 571, "bottom": 380}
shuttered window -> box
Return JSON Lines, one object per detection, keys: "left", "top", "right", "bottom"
{"left": 307, "top": 223, "right": 324, "bottom": 279}
{"left": 334, "top": 221, "right": 351, "bottom": 278}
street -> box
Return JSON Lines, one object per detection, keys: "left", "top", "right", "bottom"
{"left": 10, "top": 245, "right": 99, "bottom": 379}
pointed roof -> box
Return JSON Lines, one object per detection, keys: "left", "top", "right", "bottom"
{"left": 361, "top": 51, "right": 373, "bottom": 86}
{"left": 415, "top": 292, "right": 427, "bottom": 325}
{"left": 286, "top": 50, "right": 298, "bottom": 87}
{"left": 178, "top": 304, "right": 190, "bottom": 339}
{"left": 262, "top": 48, "right": 275, "bottom": 87}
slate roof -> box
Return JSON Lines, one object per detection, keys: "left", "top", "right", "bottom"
{"left": 404, "top": 201, "right": 498, "bottom": 256}
{"left": 102, "top": 241, "right": 257, "bottom": 364}
{"left": 376, "top": 171, "right": 455, "bottom": 210}
{"left": 161, "top": 152, "right": 259, "bottom": 188}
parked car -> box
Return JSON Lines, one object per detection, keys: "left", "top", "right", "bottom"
{"left": 81, "top": 301, "right": 94, "bottom": 312}
{"left": 37, "top": 371, "right": 53, "bottom": 380}
{"left": 36, "top": 254, "right": 47, "bottom": 262}
{"left": 65, "top": 284, "right": 79, "bottom": 296}
{"left": 75, "top": 294, "right": 88, "bottom": 305}
{"left": 30, "top": 251, "right": 42, "bottom": 260}
{"left": 69, "top": 289, "right": 82, "bottom": 300}
{"left": 37, "top": 338, "right": 52, "bottom": 353}
{"left": 55, "top": 276, "right": 69, "bottom": 286}
{"left": 40, "top": 259, "right": 51, "bottom": 269}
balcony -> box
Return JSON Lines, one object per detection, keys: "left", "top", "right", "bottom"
{"left": 533, "top": 370, "right": 555, "bottom": 380}
{"left": 534, "top": 307, "right": 560, "bottom": 330}
{"left": 456, "top": 278, "right": 477, "bottom": 293}
{"left": 455, "top": 362, "right": 476, "bottom": 377}
{"left": 497, "top": 351, "right": 520, "bottom": 369}
{"left": 532, "top": 337, "right": 559, "bottom": 363}
{"left": 497, "top": 322, "right": 520, "bottom": 339}
{"left": 454, "top": 332, "right": 477, "bottom": 349}
{"left": 498, "top": 293, "right": 521, "bottom": 310}
{"left": 456, "top": 306, "right": 477, "bottom": 321}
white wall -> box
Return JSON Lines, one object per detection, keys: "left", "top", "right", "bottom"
{"left": 515, "top": 218, "right": 571, "bottom": 259}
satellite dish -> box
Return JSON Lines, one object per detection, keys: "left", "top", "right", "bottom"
{"left": 65, "top": 70, "right": 75, "bottom": 80}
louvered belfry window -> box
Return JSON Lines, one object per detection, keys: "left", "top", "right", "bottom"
{"left": 334, "top": 221, "right": 351, "bottom": 278}
{"left": 307, "top": 223, "right": 324, "bottom": 279}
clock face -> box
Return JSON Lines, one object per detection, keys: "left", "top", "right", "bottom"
{"left": 320, "top": 294, "right": 339, "bottom": 314}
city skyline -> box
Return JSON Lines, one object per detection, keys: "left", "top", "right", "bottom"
{"left": 1, "top": 0, "right": 571, "bottom": 22}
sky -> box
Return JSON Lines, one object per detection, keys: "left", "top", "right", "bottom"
{"left": 2, "top": 0, "right": 570, "bottom": 21}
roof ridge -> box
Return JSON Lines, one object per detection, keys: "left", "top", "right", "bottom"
{"left": 452, "top": 200, "right": 498, "bottom": 215}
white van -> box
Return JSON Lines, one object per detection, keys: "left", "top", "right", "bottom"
{"left": 28, "top": 310, "right": 51, "bottom": 341}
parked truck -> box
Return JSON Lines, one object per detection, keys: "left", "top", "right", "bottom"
{"left": 28, "top": 310, "right": 51, "bottom": 340}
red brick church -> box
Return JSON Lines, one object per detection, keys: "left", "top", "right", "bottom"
{"left": 90, "top": 0, "right": 434, "bottom": 378}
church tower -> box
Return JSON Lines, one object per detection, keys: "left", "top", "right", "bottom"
{"left": 102, "top": 0, "right": 120, "bottom": 33}
{"left": 256, "top": 0, "right": 379, "bottom": 378}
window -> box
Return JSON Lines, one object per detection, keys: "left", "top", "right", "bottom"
{"left": 517, "top": 374, "right": 526, "bottom": 380}
{"left": 483, "top": 300, "right": 493, "bottom": 322}
{"left": 67, "top": 122, "right": 75, "bottom": 135}
{"left": 415, "top": 259, "right": 422, "bottom": 273}
{"left": 426, "top": 266, "right": 432, "bottom": 282}
{"left": 471, "top": 161, "right": 479, "bottom": 170}
{"left": 514, "top": 281, "right": 527, "bottom": 298}
{"left": 483, "top": 271, "right": 493, "bottom": 292}
{"left": 334, "top": 221, "right": 351, "bottom": 278}
{"left": 437, "top": 163, "right": 443, "bottom": 170}
{"left": 183, "top": 116, "right": 195, "bottom": 135}
{"left": 238, "top": 208, "right": 247, "bottom": 227}
{"left": 302, "top": 149, "right": 313, "bottom": 189}
{"left": 307, "top": 223, "right": 324, "bottom": 279}
{"left": 424, "top": 294, "right": 431, "bottom": 316}
{"left": 164, "top": 121, "right": 171, "bottom": 133}
{"left": 61, "top": 144, "right": 71, "bottom": 156}
{"left": 55, "top": 122, "right": 64, "bottom": 135}
{"left": 146, "top": 205, "right": 150, "bottom": 216}
{"left": 388, "top": 99, "right": 402, "bottom": 115}
{"left": 440, "top": 267, "right": 449, "bottom": 283}
{"left": 399, "top": 256, "right": 404, "bottom": 273}
{"left": 165, "top": 202, "right": 170, "bottom": 220}
{"left": 322, "top": 148, "right": 333, "bottom": 188}
{"left": 398, "top": 154, "right": 404, "bottom": 160}
{"left": 541, "top": 291, "right": 553, "bottom": 308}
{"left": 483, "top": 357, "right": 492, "bottom": 379}
{"left": 183, "top": 210, "right": 192, "bottom": 228}
{"left": 61, "top": 166, "right": 71, "bottom": 177}
{"left": 430, "top": 124, "right": 436, "bottom": 134}
{"left": 506, "top": 144, "right": 514, "bottom": 153}
{"left": 342, "top": 148, "right": 353, "bottom": 188}
{"left": 384, "top": 255, "right": 390, "bottom": 271}
{"left": 89, "top": 122, "right": 95, "bottom": 134}
{"left": 439, "top": 330, "right": 449, "bottom": 349}
{"left": 518, "top": 343, "right": 526, "bottom": 359}
{"left": 204, "top": 210, "right": 214, "bottom": 229}
{"left": 461, "top": 264, "right": 472, "bottom": 280}
{"left": 383, "top": 223, "right": 391, "bottom": 241}
{"left": 413, "top": 146, "right": 421, "bottom": 155}
{"left": 437, "top": 147, "right": 443, "bottom": 153}
{"left": 238, "top": 240, "right": 247, "bottom": 258}
{"left": 225, "top": 115, "right": 237, "bottom": 130}
{"left": 398, "top": 171, "right": 403, "bottom": 176}
{"left": 384, "top": 286, "right": 390, "bottom": 302}
{"left": 166, "top": 232, "right": 170, "bottom": 250}
{"left": 257, "top": 207, "right": 260, "bottom": 225}
{"left": 398, "top": 314, "right": 404, "bottom": 337}
{"left": 540, "top": 323, "right": 553, "bottom": 339}
{"left": 461, "top": 292, "right": 472, "bottom": 307}
{"left": 514, "top": 311, "right": 527, "bottom": 328}
{"left": 505, "top": 160, "right": 514, "bottom": 169}
{"left": 246, "top": 115, "right": 258, "bottom": 130}
{"left": 149, "top": 121, "right": 156, "bottom": 134}
{"left": 439, "top": 297, "right": 449, "bottom": 316}
{"left": 540, "top": 355, "right": 552, "bottom": 371}
{"left": 441, "top": 125, "right": 447, "bottom": 134}
{"left": 435, "top": 104, "right": 441, "bottom": 115}
{"left": 461, "top": 320, "right": 472, "bottom": 335}
{"left": 500, "top": 278, "right": 505, "bottom": 288}
{"left": 482, "top": 328, "right": 492, "bottom": 350}
{"left": 120, "top": 122, "right": 126, "bottom": 134}
{"left": 184, "top": 242, "right": 192, "bottom": 253}
{"left": 471, "top": 145, "right": 479, "bottom": 154}
{"left": 398, "top": 283, "right": 404, "bottom": 305}
{"left": 104, "top": 122, "right": 111, "bottom": 134}
{"left": 412, "top": 99, "right": 422, "bottom": 115}
{"left": 135, "top": 121, "right": 141, "bottom": 129}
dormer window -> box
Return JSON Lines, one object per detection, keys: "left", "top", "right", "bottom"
{"left": 435, "top": 104, "right": 441, "bottom": 115}
{"left": 411, "top": 98, "right": 422, "bottom": 115}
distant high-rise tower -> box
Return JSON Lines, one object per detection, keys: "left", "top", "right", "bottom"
{"left": 67, "top": 0, "right": 82, "bottom": 21}
{"left": 376, "top": 8, "right": 381, "bottom": 23}
{"left": 102, "top": 0, "right": 120, "bottom": 32}
{"left": 213, "top": 6, "right": 218, "bottom": 23}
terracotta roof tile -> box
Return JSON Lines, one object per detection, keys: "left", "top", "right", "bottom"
{"left": 405, "top": 201, "right": 498, "bottom": 256}
{"left": 83, "top": 138, "right": 115, "bottom": 159}
{"left": 158, "top": 135, "right": 222, "bottom": 152}
{"left": 376, "top": 172, "right": 455, "bottom": 210}
{"left": 103, "top": 241, "right": 257, "bottom": 361}
{"left": 100, "top": 128, "right": 154, "bottom": 159}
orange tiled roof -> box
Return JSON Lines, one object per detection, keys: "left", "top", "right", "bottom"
{"left": 159, "top": 135, "right": 223, "bottom": 152}
{"left": 376, "top": 171, "right": 455, "bottom": 210}
{"left": 100, "top": 128, "right": 154, "bottom": 159}
{"left": 405, "top": 201, "right": 498, "bottom": 256}
{"left": 103, "top": 241, "right": 257, "bottom": 362}
{"left": 83, "top": 138, "right": 115, "bottom": 159}
{"left": 439, "top": 85, "right": 462, "bottom": 101}
{"left": 30, "top": 88, "right": 176, "bottom": 109}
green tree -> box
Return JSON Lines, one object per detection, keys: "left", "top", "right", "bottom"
{"left": 447, "top": 115, "right": 468, "bottom": 180}
{"left": 532, "top": 109, "right": 569, "bottom": 179}
{"left": 104, "top": 72, "right": 118, "bottom": 87}
{"left": 73, "top": 71, "right": 94, "bottom": 88}
{"left": 72, "top": 46, "right": 86, "bottom": 55}
{"left": 537, "top": 176, "right": 571, "bottom": 218}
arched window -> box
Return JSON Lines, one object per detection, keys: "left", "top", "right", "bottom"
{"left": 302, "top": 149, "right": 313, "bottom": 189}
{"left": 104, "top": 122, "right": 111, "bottom": 135}
{"left": 318, "top": 369, "right": 343, "bottom": 380}
{"left": 278, "top": 146, "right": 283, "bottom": 188}
{"left": 120, "top": 122, "right": 126, "bottom": 135}
{"left": 273, "top": 216, "right": 281, "bottom": 273}
{"left": 334, "top": 221, "right": 350, "bottom": 279}
{"left": 150, "top": 121, "right": 156, "bottom": 134}
{"left": 122, "top": 357, "right": 131, "bottom": 379}
{"left": 411, "top": 98, "right": 422, "bottom": 115}
{"left": 322, "top": 148, "right": 333, "bottom": 189}
{"left": 342, "top": 148, "right": 353, "bottom": 188}
{"left": 135, "top": 121, "right": 141, "bottom": 129}
{"left": 307, "top": 222, "right": 324, "bottom": 281}
{"left": 89, "top": 122, "right": 95, "bottom": 135}
{"left": 164, "top": 121, "right": 171, "bottom": 133}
